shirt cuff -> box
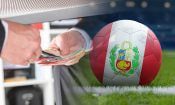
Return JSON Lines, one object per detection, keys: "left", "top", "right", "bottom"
{"left": 1, "top": 20, "right": 8, "bottom": 49}
{"left": 69, "top": 28, "right": 92, "bottom": 50}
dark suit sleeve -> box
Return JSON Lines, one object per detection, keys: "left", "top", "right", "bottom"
{"left": 75, "top": 17, "right": 106, "bottom": 39}
{"left": 0, "top": 20, "right": 6, "bottom": 54}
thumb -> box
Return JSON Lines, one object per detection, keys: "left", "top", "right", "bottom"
{"left": 49, "top": 38, "right": 58, "bottom": 48}
{"left": 59, "top": 37, "right": 70, "bottom": 56}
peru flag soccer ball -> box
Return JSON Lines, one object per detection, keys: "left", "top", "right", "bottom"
{"left": 90, "top": 20, "right": 162, "bottom": 86}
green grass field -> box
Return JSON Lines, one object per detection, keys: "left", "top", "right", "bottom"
{"left": 81, "top": 92, "right": 175, "bottom": 105}
{"left": 151, "top": 50, "right": 175, "bottom": 86}
{"left": 78, "top": 50, "right": 175, "bottom": 105}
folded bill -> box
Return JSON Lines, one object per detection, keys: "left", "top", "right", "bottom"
{"left": 37, "top": 47, "right": 91, "bottom": 66}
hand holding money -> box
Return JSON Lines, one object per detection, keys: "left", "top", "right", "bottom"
{"left": 37, "top": 30, "right": 89, "bottom": 66}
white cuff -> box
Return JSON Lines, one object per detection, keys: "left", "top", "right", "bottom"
{"left": 1, "top": 20, "right": 8, "bottom": 48}
{"left": 69, "top": 28, "right": 92, "bottom": 50}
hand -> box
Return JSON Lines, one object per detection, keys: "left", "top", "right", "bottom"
{"left": 39, "top": 50, "right": 86, "bottom": 66}
{"left": 39, "top": 30, "right": 86, "bottom": 66}
{"left": 1, "top": 21, "right": 41, "bottom": 65}
{"left": 50, "top": 30, "right": 86, "bottom": 55}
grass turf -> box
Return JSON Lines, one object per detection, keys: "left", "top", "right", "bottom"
{"left": 78, "top": 50, "right": 175, "bottom": 86}
{"left": 81, "top": 92, "right": 175, "bottom": 105}
{"left": 150, "top": 50, "right": 175, "bottom": 86}
{"left": 77, "top": 50, "right": 175, "bottom": 105}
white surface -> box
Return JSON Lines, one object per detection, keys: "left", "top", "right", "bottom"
{"left": 4, "top": 79, "right": 53, "bottom": 88}
{"left": 42, "top": 82, "right": 55, "bottom": 105}
{"left": 1, "top": 0, "right": 112, "bottom": 24}
{"left": 0, "top": 0, "right": 103, "bottom": 17}
{"left": 39, "top": 23, "right": 55, "bottom": 105}
{"left": 0, "top": 59, "right": 6, "bottom": 105}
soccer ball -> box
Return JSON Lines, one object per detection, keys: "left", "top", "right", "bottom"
{"left": 90, "top": 20, "right": 162, "bottom": 86}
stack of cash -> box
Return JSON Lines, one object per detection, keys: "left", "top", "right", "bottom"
{"left": 37, "top": 47, "right": 91, "bottom": 66}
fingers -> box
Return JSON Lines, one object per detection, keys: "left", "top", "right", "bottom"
{"left": 21, "top": 29, "right": 41, "bottom": 64}
{"left": 49, "top": 30, "right": 85, "bottom": 56}
{"left": 49, "top": 34, "right": 71, "bottom": 56}
{"left": 31, "top": 28, "right": 41, "bottom": 43}
{"left": 58, "top": 35, "right": 70, "bottom": 55}
{"left": 38, "top": 50, "right": 85, "bottom": 66}
{"left": 28, "top": 48, "right": 42, "bottom": 63}
{"left": 18, "top": 50, "right": 40, "bottom": 65}
{"left": 37, "top": 30, "right": 86, "bottom": 66}
{"left": 27, "top": 28, "right": 41, "bottom": 63}
{"left": 35, "top": 47, "right": 42, "bottom": 59}
{"left": 4, "top": 56, "right": 29, "bottom": 66}
{"left": 1, "top": 22, "right": 42, "bottom": 65}
{"left": 49, "top": 38, "right": 58, "bottom": 48}
{"left": 25, "top": 36, "right": 41, "bottom": 63}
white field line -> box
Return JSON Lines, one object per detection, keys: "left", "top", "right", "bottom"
{"left": 84, "top": 86, "right": 175, "bottom": 95}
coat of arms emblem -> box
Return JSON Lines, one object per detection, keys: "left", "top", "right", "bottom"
{"left": 109, "top": 41, "right": 140, "bottom": 76}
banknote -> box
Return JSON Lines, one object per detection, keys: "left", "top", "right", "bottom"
{"left": 37, "top": 47, "right": 91, "bottom": 66}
